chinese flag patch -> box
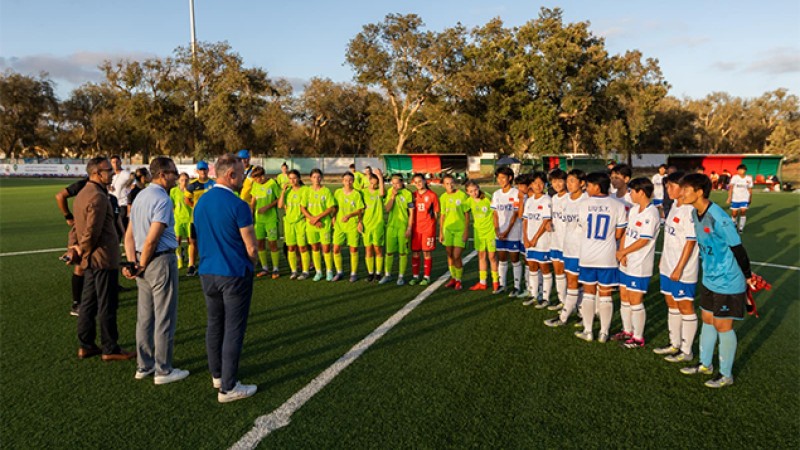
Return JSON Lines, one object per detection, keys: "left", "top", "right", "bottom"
{"left": 703, "top": 226, "right": 711, "bottom": 233}
{"left": 537, "top": 205, "right": 543, "bottom": 210}
{"left": 673, "top": 217, "right": 680, "bottom": 223}
{"left": 635, "top": 221, "right": 642, "bottom": 227}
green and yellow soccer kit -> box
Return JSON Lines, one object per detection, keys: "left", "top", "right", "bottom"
{"left": 469, "top": 195, "right": 496, "bottom": 252}
{"left": 283, "top": 186, "right": 308, "bottom": 246}
{"left": 385, "top": 188, "right": 413, "bottom": 253}
{"left": 333, "top": 188, "right": 365, "bottom": 247}
{"left": 304, "top": 186, "right": 335, "bottom": 245}
{"left": 170, "top": 186, "right": 192, "bottom": 238}
{"left": 252, "top": 179, "right": 280, "bottom": 241}
{"left": 440, "top": 190, "right": 469, "bottom": 248}
{"left": 353, "top": 172, "right": 368, "bottom": 190}
{"left": 276, "top": 172, "right": 290, "bottom": 190}
{"left": 361, "top": 188, "right": 385, "bottom": 247}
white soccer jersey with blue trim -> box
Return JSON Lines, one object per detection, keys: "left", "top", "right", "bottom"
{"left": 491, "top": 187, "right": 521, "bottom": 242}
{"left": 562, "top": 192, "right": 587, "bottom": 258}
{"left": 578, "top": 195, "right": 628, "bottom": 268}
{"left": 659, "top": 203, "right": 700, "bottom": 283}
{"left": 620, "top": 204, "right": 661, "bottom": 277}
{"left": 729, "top": 174, "right": 753, "bottom": 203}
{"left": 550, "top": 192, "right": 568, "bottom": 251}
{"left": 523, "top": 194, "right": 552, "bottom": 251}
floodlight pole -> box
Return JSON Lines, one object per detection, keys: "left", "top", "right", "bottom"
{"left": 189, "top": 0, "right": 199, "bottom": 116}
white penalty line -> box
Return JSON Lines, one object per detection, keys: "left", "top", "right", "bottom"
{"left": 230, "top": 250, "right": 478, "bottom": 449}
{"left": 651, "top": 251, "right": 800, "bottom": 272}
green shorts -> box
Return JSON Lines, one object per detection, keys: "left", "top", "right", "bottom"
{"left": 306, "top": 223, "right": 332, "bottom": 245}
{"left": 443, "top": 229, "right": 467, "bottom": 248}
{"left": 334, "top": 227, "right": 360, "bottom": 247}
{"left": 473, "top": 232, "right": 496, "bottom": 252}
{"left": 175, "top": 222, "right": 190, "bottom": 238}
{"left": 363, "top": 225, "right": 385, "bottom": 247}
{"left": 386, "top": 226, "right": 409, "bottom": 254}
{"left": 285, "top": 221, "right": 307, "bottom": 246}
{"left": 255, "top": 221, "right": 278, "bottom": 241}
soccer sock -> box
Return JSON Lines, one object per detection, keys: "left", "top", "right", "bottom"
{"left": 739, "top": 216, "right": 747, "bottom": 230}
{"left": 366, "top": 256, "right": 375, "bottom": 274}
{"left": 399, "top": 254, "right": 408, "bottom": 276}
{"left": 300, "top": 251, "right": 311, "bottom": 273}
{"left": 598, "top": 295, "right": 614, "bottom": 336}
{"left": 699, "top": 323, "right": 718, "bottom": 368}
{"left": 555, "top": 274, "right": 566, "bottom": 303}
{"left": 560, "top": 289, "right": 579, "bottom": 322}
{"left": 334, "top": 253, "right": 344, "bottom": 274}
{"left": 258, "top": 250, "right": 269, "bottom": 270}
{"left": 498, "top": 261, "right": 508, "bottom": 287}
{"left": 542, "top": 272, "right": 553, "bottom": 303}
{"left": 271, "top": 251, "right": 280, "bottom": 271}
{"left": 454, "top": 267, "right": 462, "bottom": 281}
{"left": 350, "top": 251, "right": 359, "bottom": 275}
{"left": 323, "top": 252, "right": 333, "bottom": 273}
{"left": 71, "top": 274, "right": 84, "bottom": 308}
{"left": 188, "top": 243, "right": 196, "bottom": 267}
{"left": 491, "top": 270, "right": 499, "bottom": 284}
{"left": 384, "top": 254, "right": 394, "bottom": 275}
{"left": 631, "top": 304, "right": 646, "bottom": 340}
{"left": 175, "top": 247, "right": 183, "bottom": 268}
{"left": 412, "top": 256, "right": 420, "bottom": 277}
{"left": 718, "top": 330, "right": 738, "bottom": 378}
{"left": 512, "top": 261, "right": 522, "bottom": 290}
{"left": 681, "top": 313, "right": 698, "bottom": 355}
{"left": 668, "top": 308, "right": 682, "bottom": 349}
{"left": 522, "top": 265, "right": 530, "bottom": 291}
{"left": 375, "top": 256, "right": 384, "bottom": 275}
{"left": 448, "top": 264, "right": 455, "bottom": 278}
{"left": 620, "top": 301, "right": 632, "bottom": 333}
{"left": 527, "top": 270, "right": 540, "bottom": 299}
{"left": 312, "top": 250, "right": 323, "bottom": 274}
{"left": 581, "top": 294, "right": 596, "bottom": 331}
{"left": 424, "top": 257, "right": 432, "bottom": 278}
{"left": 479, "top": 270, "right": 487, "bottom": 284}
{"left": 288, "top": 251, "right": 298, "bottom": 273}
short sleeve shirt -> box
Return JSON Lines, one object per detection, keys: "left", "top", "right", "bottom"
{"left": 386, "top": 188, "right": 414, "bottom": 228}
{"left": 361, "top": 188, "right": 385, "bottom": 230}
{"left": 578, "top": 195, "right": 628, "bottom": 268}
{"left": 469, "top": 196, "right": 494, "bottom": 236}
{"left": 170, "top": 186, "right": 192, "bottom": 224}
{"left": 65, "top": 178, "right": 89, "bottom": 197}
{"left": 194, "top": 185, "right": 254, "bottom": 277}
{"left": 305, "top": 186, "right": 335, "bottom": 228}
{"left": 561, "top": 192, "right": 587, "bottom": 258}
{"left": 620, "top": 204, "right": 661, "bottom": 277}
{"left": 252, "top": 179, "right": 280, "bottom": 224}
{"left": 412, "top": 189, "right": 440, "bottom": 232}
{"left": 440, "top": 190, "right": 469, "bottom": 232}
{"left": 693, "top": 202, "right": 746, "bottom": 294}
{"left": 491, "top": 187, "right": 521, "bottom": 241}
{"left": 334, "top": 188, "right": 365, "bottom": 233}
{"left": 550, "top": 192, "right": 569, "bottom": 251}
{"left": 130, "top": 184, "right": 177, "bottom": 253}
{"left": 651, "top": 174, "right": 665, "bottom": 201}
{"left": 729, "top": 174, "right": 753, "bottom": 202}
{"left": 283, "top": 186, "right": 308, "bottom": 224}
{"left": 523, "top": 194, "right": 552, "bottom": 251}
{"left": 659, "top": 203, "right": 699, "bottom": 283}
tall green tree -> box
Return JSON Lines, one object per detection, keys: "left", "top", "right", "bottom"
{"left": 0, "top": 71, "right": 57, "bottom": 157}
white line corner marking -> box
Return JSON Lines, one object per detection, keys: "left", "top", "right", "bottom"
{"left": 230, "top": 251, "right": 478, "bottom": 450}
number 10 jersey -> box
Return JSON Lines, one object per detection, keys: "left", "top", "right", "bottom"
{"left": 577, "top": 195, "right": 628, "bottom": 268}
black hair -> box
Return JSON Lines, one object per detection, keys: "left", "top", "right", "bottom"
{"left": 86, "top": 156, "right": 109, "bottom": 176}
{"left": 464, "top": 180, "right": 484, "bottom": 198}
{"left": 412, "top": 173, "right": 426, "bottom": 181}
{"left": 548, "top": 168, "right": 567, "bottom": 181}
{"left": 665, "top": 171, "right": 685, "bottom": 184}
{"left": 288, "top": 169, "right": 304, "bottom": 186}
{"left": 149, "top": 156, "right": 174, "bottom": 179}
{"left": 369, "top": 173, "right": 379, "bottom": 182}
{"left": 736, "top": 164, "right": 747, "bottom": 171}
{"left": 391, "top": 173, "right": 404, "bottom": 181}
{"left": 679, "top": 173, "right": 712, "bottom": 199}
{"left": 610, "top": 163, "right": 632, "bottom": 179}
{"left": 349, "top": 163, "right": 356, "bottom": 169}
{"left": 515, "top": 173, "right": 530, "bottom": 185}
{"left": 251, "top": 166, "right": 265, "bottom": 178}
{"left": 310, "top": 168, "right": 323, "bottom": 178}
{"left": 586, "top": 172, "right": 611, "bottom": 194}
{"left": 658, "top": 164, "right": 667, "bottom": 170}
{"left": 567, "top": 169, "right": 586, "bottom": 182}
{"left": 442, "top": 173, "right": 455, "bottom": 181}
{"left": 628, "top": 177, "right": 654, "bottom": 198}
{"left": 495, "top": 166, "right": 514, "bottom": 182}
{"left": 342, "top": 171, "right": 355, "bottom": 180}
{"left": 281, "top": 162, "right": 288, "bottom": 168}
{"left": 529, "top": 171, "right": 547, "bottom": 185}
{"left": 134, "top": 167, "right": 150, "bottom": 182}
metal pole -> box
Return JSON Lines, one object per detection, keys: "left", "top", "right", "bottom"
{"left": 189, "top": 0, "right": 199, "bottom": 116}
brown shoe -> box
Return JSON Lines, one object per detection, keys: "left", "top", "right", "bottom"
{"left": 78, "top": 346, "right": 102, "bottom": 359}
{"left": 101, "top": 349, "right": 136, "bottom": 361}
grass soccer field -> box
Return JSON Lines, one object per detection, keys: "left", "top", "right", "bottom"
{"left": 1, "top": 178, "right": 798, "bottom": 449}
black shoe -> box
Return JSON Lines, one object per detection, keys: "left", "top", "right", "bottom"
{"left": 365, "top": 274, "right": 374, "bottom": 282}
{"left": 70, "top": 307, "right": 79, "bottom": 317}
{"left": 187, "top": 266, "right": 197, "bottom": 277}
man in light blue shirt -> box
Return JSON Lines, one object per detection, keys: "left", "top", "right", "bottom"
{"left": 124, "top": 157, "right": 189, "bottom": 385}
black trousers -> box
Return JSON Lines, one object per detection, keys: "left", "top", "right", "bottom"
{"left": 78, "top": 268, "right": 121, "bottom": 354}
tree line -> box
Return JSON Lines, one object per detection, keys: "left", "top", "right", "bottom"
{"left": 1, "top": 8, "right": 797, "bottom": 161}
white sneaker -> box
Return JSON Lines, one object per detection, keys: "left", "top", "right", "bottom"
{"left": 597, "top": 333, "right": 609, "bottom": 344}
{"left": 574, "top": 330, "right": 593, "bottom": 342}
{"left": 154, "top": 368, "right": 190, "bottom": 385}
{"left": 522, "top": 298, "right": 537, "bottom": 306}
{"left": 218, "top": 381, "right": 257, "bottom": 403}
{"left": 665, "top": 351, "right": 694, "bottom": 363}
{"left": 134, "top": 368, "right": 155, "bottom": 380}
{"left": 212, "top": 377, "right": 222, "bottom": 389}
{"left": 534, "top": 300, "right": 551, "bottom": 310}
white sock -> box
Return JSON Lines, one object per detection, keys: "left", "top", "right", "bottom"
{"left": 512, "top": 261, "right": 522, "bottom": 290}
{"left": 538, "top": 270, "right": 544, "bottom": 295}
{"left": 598, "top": 296, "right": 614, "bottom": 336}
{"left": 631, "top": 304, "right": 646, "bottom": 340}
{"left": 581, "top": 294, "right": 596, "bottom": 331}
{"left": 681, "top": 313, "right": 698, "bottom": 355}
{"left": 522, "top": 265, "right": 530, "bottom": 291}
{"left": 739, "top": 216, "right": 747, "bottom": 230}
{"left": 577, "top": 287, "right": 584, "bottom": 309}
{"left": 620, "top": 301, "right": 632, "bottom": 333}
{"left": 555, "top": 274, "right": 567, "bottom": 303}
{"left": 498, "top": 261, "right": 508, "bottom": 287}
{"left": 560, "top": 289, "right": 580, "bottom": 322}
{"left": 542, "top": 272, "right": 553, "bottom": 303}
{"left": 668, "top": 308, "right": 682, "bottom": 349}
{"left": 528, "top": 270, "right": 540, "bottom": 299}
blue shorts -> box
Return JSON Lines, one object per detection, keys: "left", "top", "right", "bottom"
{"left": 653, "top": 199, "right": 663, "bottom": 206}
{"left": 525, "top": 249, "right": 551, "bottom": 263}
{"left": 619, "top": 271, "right": 650, "bottom": 293}
{"left": 659, "top": 275, "right": 696, "bottom": 301}
{"left": 549, "top": 249, "right": 564, "bottom": 262}
{"left": 564, "top": 257, "right": 580, "bottom": 275}
{"left": 496, "top": 239, "right": 522, "bottom": 253}
{"left": 731, "top": 201, "right": 749, "bottom": 210}
{"left": 579, "top": 266, "right": 618, "bottom": 286}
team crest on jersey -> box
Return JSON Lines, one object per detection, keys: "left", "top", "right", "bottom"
{"left": 455, "top": 200, "right": 461, "bottom": 205}
{"left": 481, "top": 207, "right": 488, "bottom": 213}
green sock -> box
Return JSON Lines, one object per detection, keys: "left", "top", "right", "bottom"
{"left": 288, "top": 252, "right": 297, "bottom": 273}
{"left": 479, "top": 270, "right": 487, "bottom": 283}
{"left": 365, "top": 256, "right": 375, "bottom": 274}
{"left": 384, "top": 254, "right": 394, "bottom": 275}
{"left": 312, "top": 250, "right": 323, "bottom": 273}
{"left": 399, "top": 254, "right": 408, "bottom": 276}
{"left": 375, "top": 256, "right": 384, "bottom": 275}
{"left": 271, "top": 251, "right": 280, "bottom": 270}
{"left": 334, "top": 253, "right": 344, "bottom": 273}
{"left": 300, "top": 251, "right": 311, "bottom": 273}
{"left": 258, "top": 250, "right": 268, "bottom": 269}
{"left": 448, "top": 265, "right": 454, "bottom": 278}
{"left": 454, "top": 267, "right": 462, "bottom": 281}
{"left": 323, "top": 252, "right": 333, "bottom": 273}
{"left": 350, "top": 251, "right": 359, "bottom": 275}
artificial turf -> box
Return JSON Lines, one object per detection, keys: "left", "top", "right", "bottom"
{"left": 0, "top": 178, "right": 798, "bottom": 449}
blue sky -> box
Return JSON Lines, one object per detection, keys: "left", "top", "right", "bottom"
{"left": 1, "top": 0, "right": 798, "bottom": 99}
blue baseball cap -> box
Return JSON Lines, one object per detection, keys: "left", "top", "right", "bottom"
{"left": 196, "top": 161, "right": 209, "bottom": 170}
{"left": 237, "top": 149, "right": 251, "bottom": 159}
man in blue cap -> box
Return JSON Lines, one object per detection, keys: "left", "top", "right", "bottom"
{"left": 237, "top": 149, "right": 256, "bottom": 203}
{"left": 184, "top": 161, "right": 216, "bottom": 276}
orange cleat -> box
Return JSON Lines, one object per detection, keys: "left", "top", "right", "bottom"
{"left": 469, "top": 282, "right": 488, "bottom": 291}
{"left": 445, "top": 278, "right": 457, "bottom": 288}
{"left": 454, "top": 281, "right": 463, "bottom": 290}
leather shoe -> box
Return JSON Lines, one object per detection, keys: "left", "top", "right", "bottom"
{"left": 78, "top": 346, "right": 102, "bottom": 359}
{"left": 101, "top": 349, "right": 136, "bottom": 361}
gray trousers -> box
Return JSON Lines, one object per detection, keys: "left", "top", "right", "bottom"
{"left": 135, "top": 253, "right": 179, "bottom": 375}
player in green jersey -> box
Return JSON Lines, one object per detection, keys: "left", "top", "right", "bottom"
{"left": 276, "top": 162, "right": 290, "bottom": 190}
{"left": 332, "top": 172, "right": 366, "bottom": 282}
{"left": 250, "top": 166, "right": 281, "bottom": 279}
{"left": 464, "top": 180, "right": 499, "bottom": 291}
{"left": 170, "top": 172, "right": 192, "bottom": 268}
{"left": 439, "top": 174, "right": 470, "bottom": 290}
{"left": 278, "top": 169, "right": 310, "bottom": 279}
{"left": 301, "top": 168, "right": 336, "bottom": 281}
{"left": 360, "top": 168, "right": 385, "bottom": 282}
{"left": 379, "top": 174, "right": 415, "bottom": 285}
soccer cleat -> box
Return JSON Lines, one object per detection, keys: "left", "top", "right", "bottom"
{"left": 522, "top": 298, "right": 537, "bottom": 306}
{"left": 515, "top": 289, "right": 530, "bottom": 299}
{"left": 134, "top": 368, "right": 155, "bottom": 380}
{"left": 653, "top": 345, "right": 680, "bottom": 356}
{"left": 365, "top": 274, "right": 374, "bottom": 282}
{"left": 289, "top": 272, "right": 298, "bottom": 280}
{"left": 535, "top": 300, "right": 551, "bottom": 310}
{"left": 378, "top": 275, "right": 393, "bottom": 284}
{"left": 453, "top": 281, "right": 462, "bottom": 291}
{"left": 70, "top": 307, "right": 79, "bottom": 317}
{"left": 256, "top": 269, "right": 270, "bottom": 278}
{"left": 331, "top": 272, "right": 344, "bottom": 282}
{"left": 547, "top": 302, "right": 564, "bottom": 311}
{"left": 272, "top": 271, "right": 280, "bottom": 280}
{"left": 597, "top": 333, "right": 609, "bottom": 344}
{"left": 492, "top": 282, "right": 500, "bottom": 292}
{"left": 469, "top": 282, "right": 488, "bottom": 291}
{"left": 186, "top": 266, "right": 197, "bottom": 277}
{"left": 704, "top": 375, "right": 734, "bottom": 388}
{"left": 665, "top": 351, "right": 693, "bottom": 363}
{"left": 544, "top": 318, "right": 566, "bottom": 328}
{"left": 574, "top": 330, "right": 594, "bottom": 342}
{"left": 154, "top": 368, "right": 190, "bottom": 385}
{"left": 349, "top": 274, "right": 358, "bottom": 283}
{"left": 312, "top": 272, "right": 324, "bottom": 282}
{"left": 408, "top": 277, "right": 419, "bottom": 286}
{"left": 446, "top": 279, "right": 457, "bottom": 288}
{"left": 680, "top": 363, "right": 714, "bottom": 375}
{"left": 326, "top": 271, "right": 335, "bottom": 282}
{"left": 297, "top": 272, "right": 310, "bottom": 281}
{"left": 623, "top": 337, "right": 645, "bottom": 349}
{"left": 508, "top": 289, "right": 522, "bottom": 298}
{"left": 419, "top": 277, "right": 430, "bottom": 286}
{"left": 492, "top": 285, "right": 505, "bottom": 295}
{"left": 396, "top": 276, "right": 406, "bottom": 286}
{"left": 611, "top": 331, "right": 633, "bottom": 342}
{"left": 218, "top": 382, "right": 257, "bottom": 403}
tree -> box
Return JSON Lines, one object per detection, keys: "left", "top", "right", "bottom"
{"left": 0, "top": 71, "right": 57, "bottom": 158}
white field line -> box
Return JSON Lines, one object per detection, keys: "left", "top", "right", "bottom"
{"left": 230, "top": 250, "right": 478, "bottom": 450}
{"left": 652, "top": 251, "right": 799, "bottom": 271}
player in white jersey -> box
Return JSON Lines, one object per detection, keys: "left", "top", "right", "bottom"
{"left": 545, "top": 170, "right": 588, "bottom": 327}
{"left": 653, "top": 171, "right": 700, "bottom": 362}
{"left": 726, "top": 164, "right": 753, "bottom": 232}
{"left": 610, "top": 163, "right": 634, "bottom": 213}
{"left": 491, "top": 167, "right": 523, "bottom": 295}
{"left": 612, "top": 177, "right": 661, "bottom": 348}
{"left": 547, "top": 169, "right": 569, "bottom": 311}
{"left": 574, "top": 172, "right": 628, "bottom": 343}
{"left": 521, "top": 172, "right": 553, "bottom": 308}
{"left": 512, "top": 174, "right": 532, "bottom": 298}
{"left": 652, "top": 164, "right": 667, "bottom": 219}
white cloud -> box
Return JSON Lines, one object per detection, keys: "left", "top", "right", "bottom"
{"left": 711, "top": 61, "right": 738, "bottom": 71}
{"left": 745, "top": 47, "right": 800, "bottom": 74}
{"left": 0, "top": 51, "right": 159, "bottom": 85}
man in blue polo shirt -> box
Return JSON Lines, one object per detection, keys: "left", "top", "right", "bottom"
{"left": 678, "top": 173, "right": 754, "bottom": 388}
{"left": 194, "top": 153, "right": 259, "bottom": 403}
